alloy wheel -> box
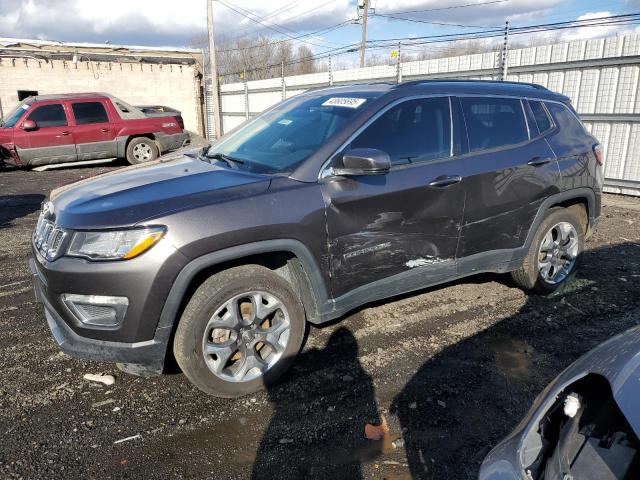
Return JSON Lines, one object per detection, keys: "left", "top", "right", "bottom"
{"left": 202, "top": 291, "right": 291, "bottom": 383}
{"left": 538, "top": 221, "right": 579, "bottom": 285}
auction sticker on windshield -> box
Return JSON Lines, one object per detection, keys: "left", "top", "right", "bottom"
{"left": 322, "top": 97, "right": 366, "bottom": 108}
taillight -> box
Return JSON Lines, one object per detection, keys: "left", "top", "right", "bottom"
{"left": 593, "top": 144, "right": 603, "bottom": 166}
{"left": 176, "top": 115, "right": 184, "bottom": 130}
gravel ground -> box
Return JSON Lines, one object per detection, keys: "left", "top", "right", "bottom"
{"left": 0, "top": 164, "right": 639, "bottom": 479}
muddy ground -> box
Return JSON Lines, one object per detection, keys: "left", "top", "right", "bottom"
{"left": 0, "top": 163, "right": 639, "bottom": 479}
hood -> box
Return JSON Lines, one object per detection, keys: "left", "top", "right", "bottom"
{"left": 564, "top": 323, "right": 640, "bottom": 437}
{"left": 49, "top": 154, "right": 271, "bottom": 229}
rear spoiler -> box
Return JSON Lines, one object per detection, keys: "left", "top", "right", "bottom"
{"left": 135, "top": 105, "right": 181, "bottom": 118}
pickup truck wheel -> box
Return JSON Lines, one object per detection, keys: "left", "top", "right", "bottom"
{"left": 126, "top": 137, "right": 158, "bottom": 164}
{"left": 173, "top": 265, "right": 306, "bottom": 397}
{"left": 511, "top": 207, "right": 584, "bottom": 294}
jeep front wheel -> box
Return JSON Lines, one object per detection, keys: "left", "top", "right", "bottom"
{"left": 173, "top": 265, "right": 306, "bottom": 397}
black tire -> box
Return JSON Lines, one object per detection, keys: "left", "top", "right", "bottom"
{"left": 125, "top": 137, "right": 158, "bottom": 165}
{"left": 173, "top": 265, "right": 306, "bottom": 397}
{"left": 511, "top": 207, "right": 585, "bottom": 294}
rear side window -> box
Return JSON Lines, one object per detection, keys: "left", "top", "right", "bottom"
{"left": 460, "top": 97, "right": 528, "bottom": 151}
{"left": 351, "top": 97, "right": 451, "bottom": 165}
{"left": 27, "top": 104, "right": 67, "bottom": 127}
{"left": 72, "top": 102, "right": 109, "bottom": 124}
{"left": 530, "top": 101, "right": 553, "bottom": 134}
{"left": 544, "top": 102, "right": 586, "bottom": 137}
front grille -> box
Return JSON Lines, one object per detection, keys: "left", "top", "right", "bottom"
{"left": 33, "top": 212, "right": 67, "bottom": 261}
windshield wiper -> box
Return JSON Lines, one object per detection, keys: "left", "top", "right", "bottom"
{"left": 204, "top": 151, "right": 245, "bottom": 167}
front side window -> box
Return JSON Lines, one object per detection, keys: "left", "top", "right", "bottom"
{"left": 350, "top": 97, "right": 451, "bottom": 165}
{"left": 72, "top": 102, "right": 109, "bottom": 124}
{"left": 461, "top": 97, "right": 528, "bottom": 151}
{"left": 27, "top": 104, "right": 67, "bottom": 128}
{"left": 530, "top": 100, "right": 553, "bottom": 134}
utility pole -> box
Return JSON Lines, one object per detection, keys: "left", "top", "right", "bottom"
{"left": 359, "top": 0, "right": 369, "bottom": 68}
{"left": 207, "top": 0, "right": 223, "bottom": 139}
{"left": 500, "top": 19, "right": 510, "bottom": 81}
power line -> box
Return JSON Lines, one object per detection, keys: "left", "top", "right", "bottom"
{"left": 377, "top": 0, "right": 510, "bottom": 16}
{"left": 215, "top": 0, "right": 339, "bottom": 50}
{"left": 227, "top": 0, "right": 347, "bottom": 47}
{"left": 366, "top": 12, "right": 640, "bottom": 46}
{"left": 229, "top": 0, "right": 305, "bottom": 38}
{"left": 218, "top": 12, "right": 640, "bottom": 79}
{"left": 372, "top": 13, "right": 501, "bottom": 29}
{"left": 217, "top": 20, "right": 354, "bottom": 53}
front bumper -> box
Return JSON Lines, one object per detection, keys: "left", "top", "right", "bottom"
{"left": 29, "top": 248, "right": 180, "bottom": 376}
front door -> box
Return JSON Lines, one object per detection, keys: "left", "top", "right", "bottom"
{"left": 321, "top": 96, "right": 466, "bottom": 299}
{"left": 13, "top": 103, "right": 76, "bottom": 166}
{"left": 69, "top": 100, "right": 118, "bottom": 160}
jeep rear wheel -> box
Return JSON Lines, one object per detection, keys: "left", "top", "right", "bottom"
{"left": 511, "top": 207, "right": 584, "bottom": 294}
{"left": 173, "top": 265, "right": 306, "bottom": 397}
{"left": 126, "top": 137, "right": 158, "bottom": 164}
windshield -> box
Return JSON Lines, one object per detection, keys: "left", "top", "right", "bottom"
{"left": 1, "top": 101, "right": 31, "bottom": 128}
{"left": 206, "top": 94, "right": 372, "bottom": 173}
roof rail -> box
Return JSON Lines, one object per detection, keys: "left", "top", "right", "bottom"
{"left": 394, "top": 78, "right": 549, "bottom": 91}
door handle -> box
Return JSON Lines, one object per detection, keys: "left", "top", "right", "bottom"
{"left": 428, "top": 175, "right": 462, "bottom": 188}
{"left": 100, "top": 128, "right": 109, "bottom": 133}
{"left": 527, "top": 156, "right": 552, "bottom": 167}
{"left": 56, "top": 131, "right": 70, "bottom": 138}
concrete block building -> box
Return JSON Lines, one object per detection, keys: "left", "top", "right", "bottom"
{"left": 0, "top": 38, "right": 205, "bottom": 135}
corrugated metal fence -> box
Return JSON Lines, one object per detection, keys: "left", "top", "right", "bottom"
{"left": 207, "top": 33, "right": 640, "bottom": 196}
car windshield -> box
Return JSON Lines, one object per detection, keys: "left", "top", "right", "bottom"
{"left": 1, "top": 101, "right": 30, "bottom": 128}
{"left": 205, "top": 93, "right": 373, "bottom": 174}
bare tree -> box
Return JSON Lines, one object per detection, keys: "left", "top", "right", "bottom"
{"left": 189, "top": 33, "right": 319, "bottom": 83}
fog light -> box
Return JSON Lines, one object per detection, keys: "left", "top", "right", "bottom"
{"left": 61, "top": 294, "right": 128, "bottom": 328}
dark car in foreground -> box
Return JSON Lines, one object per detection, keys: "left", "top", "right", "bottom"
{"left": 29, "top": 80, "right": 603, "bottom": 397}
{"left": 0, "top": 92, "right": 188, "bottom": 167}
{"left": 480, "top": 325, "right": 640, "bottom": 480}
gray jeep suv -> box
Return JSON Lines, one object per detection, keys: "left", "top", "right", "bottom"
{"left": 30, "top": 80, "right": 603, "bottom": 397}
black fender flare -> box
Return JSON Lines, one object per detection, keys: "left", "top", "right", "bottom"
{"left": 523, "top": 187, "right": 597, "bottom": 250}
{"left": 156, "top": 239, "right": 330, "bottom": 331}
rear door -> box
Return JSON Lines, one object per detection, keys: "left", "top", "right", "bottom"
{"left": 454, "top": 96, "right": 559, "bottom": 265}
{"left": 13, "top": 102, "right": 76, "bottom": 165}
{"left": 321, "top": 96, "right": 466, "bottom": 298}
{"left": 68, "top": 100, "right": 118, "bottom": 160}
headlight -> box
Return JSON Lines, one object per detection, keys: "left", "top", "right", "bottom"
{"left": 67, "top": 227, "right": 165, "bottom": 261}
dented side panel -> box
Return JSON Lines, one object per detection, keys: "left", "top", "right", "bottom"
{"left": 321, "top": 162, "right": 465, "bottom": 297}
{"left": 457, "top": 136, "right": 560, "bottom": 257}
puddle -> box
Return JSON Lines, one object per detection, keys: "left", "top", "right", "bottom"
{"left": 548, "top": 277, "right": 596, "bottom": 297}
{"left": 492, "top": 338, "right": 535, "bottom": 380}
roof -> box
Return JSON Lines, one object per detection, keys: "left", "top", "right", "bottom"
{"left": 399, "top": 79, "right": 565, "bottom": 99}
{"left": 0, "top": 37, "right": 200, "bottom": 54}
{"left": 305, "top": 79, "right": 567, "bottom": 102}
{"left": 0, "top": 37, "right": 202, "bottom": 67}
{"left": 28, "top": 92, "right": 109, "bottom": 102}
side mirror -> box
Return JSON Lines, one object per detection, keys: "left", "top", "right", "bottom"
{"left": 22, "top": 120, "right": 37, "bottom": 131}
{"left": 333, "top": 148, "right": 391, "bottom": 176}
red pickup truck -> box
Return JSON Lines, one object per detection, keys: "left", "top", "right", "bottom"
{"left": 0, "top": 93, "right": 189, "bottom": 167}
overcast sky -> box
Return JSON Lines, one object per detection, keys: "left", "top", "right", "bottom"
{"left": 1, "top": 0, "right": 639, "bottom": 52}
